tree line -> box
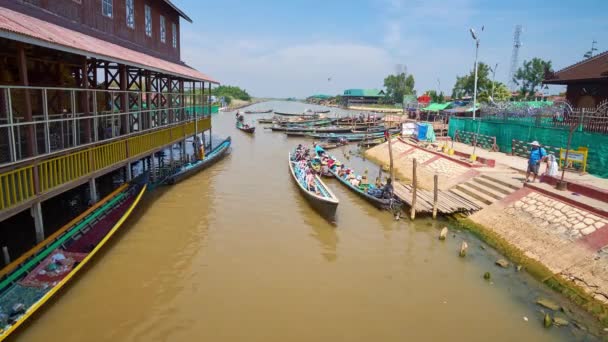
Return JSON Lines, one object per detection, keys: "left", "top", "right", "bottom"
{"left": 379, "top": 57, "right": 552, "bottom": 105}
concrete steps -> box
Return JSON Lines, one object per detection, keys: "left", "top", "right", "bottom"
{"left": 450, "top": 173, "right": 522, "bottom": 209}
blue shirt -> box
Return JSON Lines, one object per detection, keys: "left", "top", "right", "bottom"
{"left": 315, "top": 145, "right": 325, "bottom": 155}
{"left": 529, "top": 147, "right": 546, "bottom": 165}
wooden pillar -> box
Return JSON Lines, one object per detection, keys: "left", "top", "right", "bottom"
{"left": 432, "top": 174, "right": 438, "bottom": 219}
{"left": 89, "top": 177, "right": 98, "bottom": 204}
{"left": 81, "top": 57, "right": 92, "bottom": 143}
{"left": 119, "top": 64, "right": 129, "bottom": 135}
{"left": 179, "top": 79, "right": 184, "bottom": 122}
{"left": 145, "top": 71, "right": 152, "bottom": 129}
{"left": 31, "top": 202, "right": 44, "bottom": 243}
{"left": 208, "top": 82, "right": 212, "bottom": 150}
{"left": 410, "top": 158, "right": 417, "bottom": 220}
{"left": 17, "top": 44, "right": 36, "bottom": 157}
{"left": 193, "top": 81, "right": 197, "bottom": 134}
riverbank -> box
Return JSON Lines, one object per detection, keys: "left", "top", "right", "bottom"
{"left": 364, "top": 136, "right": 608, "bottom": 328}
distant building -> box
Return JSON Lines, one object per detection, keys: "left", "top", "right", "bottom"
{"left": 544, "top": 51, "right": 608, "bottom": 108}
{"left": 342, "top": 89, "right": 385, "bottom": 106}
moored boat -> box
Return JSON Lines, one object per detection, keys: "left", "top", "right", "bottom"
{"left": 274, "top": 111, "right": 317, "bottom": 117}
{"left": 288, "top": 153, "right": 339, "bottom": 220}
{"left": 244, "top": 109, "right": 273, "bottom": 114}
{"left": 308, "top": 128, "right": 399, "bottom": 142}
{"left": 326, "top": 155, "right": 393, "bottom": 209}
{"left": 236, "top": 122, "right": 256, "bottom": 133}
{"left": 0, "top": 176, "right": 147, "bottom": 340}
{"left": 165, "top": 137, "right": 232, "bottom": 185}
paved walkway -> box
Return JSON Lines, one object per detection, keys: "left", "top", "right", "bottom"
{"left": 449, "top": 141, "right": 608, "bottom": 190}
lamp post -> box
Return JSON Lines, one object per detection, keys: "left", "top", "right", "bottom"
{"left": 469, "top": 27, "right": 483, "bottom": 120}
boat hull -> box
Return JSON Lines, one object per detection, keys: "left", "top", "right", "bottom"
{"left": 288, "top": 153, "right": 339, "bottom": 221}
{"left": 0, "top": 177, "right": 147, "bottom": 341}
{"left": 329, "top": 168, "right": 391, "bottom": 209}
{"left": 166, "top": 137, "right": 231, "bottom": 185}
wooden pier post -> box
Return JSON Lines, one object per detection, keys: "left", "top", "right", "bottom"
{"left": 2, "top": 246, "right": 10, "bottom": 265}
{"left": 433, "top": 174, "right": 438, "bottom": 219}
{"left": 387, "top": 130, "right": 395, "bottom": 182}
{"left": 410, "top": 158, "right": 417, "bottom": 220}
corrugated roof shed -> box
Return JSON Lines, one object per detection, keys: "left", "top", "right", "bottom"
{"left": 343, "top": 89, "right": 386, "bottom": 97}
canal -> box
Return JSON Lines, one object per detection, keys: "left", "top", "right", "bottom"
{"left": 16, "top": 101, "right": 599, "bottom": 341}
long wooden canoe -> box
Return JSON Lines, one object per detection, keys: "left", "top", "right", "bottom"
{"left": 244, "top": 109, "right": 273, "bottom": 114}
{"left": 327, "top": 158, "right": 392, "bottom": 209}
{"left": 165, "top": 137, "right": 231, "bottom": 185}
{"left": 236, "top": 123, "right": 256, "bottom": 133}
{"left": 288, "top": 153, "right": 339, "bottom": 221}
{"left": 0, "top": 176, "right": 147, "bottom": 341}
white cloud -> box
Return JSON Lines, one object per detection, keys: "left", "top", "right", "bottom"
{"left": 182, "top": 38, "right": 395, "bottom": 98}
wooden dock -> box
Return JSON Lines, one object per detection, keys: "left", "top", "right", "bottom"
{"left": 393, "top": 182, "right": 482, "bottom": 214}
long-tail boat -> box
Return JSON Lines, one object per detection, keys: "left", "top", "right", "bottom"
{"left": 236, "top": 122, "right": 256, "bottom": 134}
{"left": 165, "top": 137, "right": 231, "bottom": 185}
{"left": 0, "top": 176, "right": 147, "bottom": 340}
{"left": 288, "top": 153, "right": 339, "bottom": 221}
{"left": 325, "top": 155, "right": 393, "bottom": 209}
{"left": 244, "top": 109, "right": 273, "bottom": 114}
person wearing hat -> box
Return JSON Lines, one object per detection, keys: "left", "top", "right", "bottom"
{"left": 525, "top": 141, "right": 547, "bottom": 183}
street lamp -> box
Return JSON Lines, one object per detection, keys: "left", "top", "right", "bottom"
{"left": 469, "top": 27, "right": 483, "bottom": 120}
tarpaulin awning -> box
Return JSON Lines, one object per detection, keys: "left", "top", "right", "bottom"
{"left": 0, "top": 7, "right": 218, "bottom": 83}
{"left": 421, "top": 102, "right": 452, "bottom": 111}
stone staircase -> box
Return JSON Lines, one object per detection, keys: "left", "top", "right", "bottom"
{"left": 449, "top": 173, "right": 523, "bottom": 208}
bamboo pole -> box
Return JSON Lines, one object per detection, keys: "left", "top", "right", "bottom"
{"left": 387, "top": 131, "right": 395, "bottom": 182}
{"left": 410, "top": 158, "right": 417, "bottom": 220}
{"left": 433, "top": 174, "right": 438, "bottom": 219}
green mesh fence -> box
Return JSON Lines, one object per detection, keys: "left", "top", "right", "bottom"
{"left": 448, "top": 118, "right": 608, "bottom": 178}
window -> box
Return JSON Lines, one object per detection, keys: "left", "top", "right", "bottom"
{"left": 172, "top": 23, "right": 177, "bottom": 48}
{"left": 145, "top": 5, "right": 152, "bottom": 37}
{"left": 160, "top": 16, "right": 166, "bottom": 43}
{"left": 102, "top": 0, "right": 113, "bottom": 18}
{"left": 126, "top": 0, "right": 134, "bottom": 28}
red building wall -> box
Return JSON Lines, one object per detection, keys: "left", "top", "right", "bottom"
{"left": 11, "top": 0, "right": 181, "bottom": 62}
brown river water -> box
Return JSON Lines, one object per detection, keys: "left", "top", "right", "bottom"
{"left": 14, "top": 101, "right": 601, "bottom": 341}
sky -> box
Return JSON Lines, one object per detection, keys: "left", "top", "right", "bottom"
{"left": 175, "top": 0, "right": 608, "bottom": 98}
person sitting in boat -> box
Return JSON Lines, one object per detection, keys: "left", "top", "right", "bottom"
{"left": 381, "top": 178, "right": 394, "bottom": 199}
{"left": 305, "top": 169, "right": 319, "bottom": 194}
{"left": 351, "top": 175, "right": 361, "bottom": 187}
{"left": 360, "top": 174, "right": 369, "bottom": 187}
{"left": 315, "top": 143, "right": 326, "bottom": 157}
{"left": 375, "top": 176, "right": 383, "bottom": 189}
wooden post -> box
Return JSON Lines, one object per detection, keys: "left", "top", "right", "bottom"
{"left": 119, "top": 64, "right": 129, "bottom": 135}
{"left": 387, "top": 131, "right": 395, "bottom": 182}
{"left": 2, "top": 246, "right": 9, "bottom": 265}
{"left": 433, "top": 174, "right": 438, "bottom": 219}
{"left": 81, "top": 56, "right": 92, "bottom": 143}
{"left": 410, "top": 158, "right": 417, "bottom": 220}
{"left": 17, "top": 44, "right": 36, "bottom": 157}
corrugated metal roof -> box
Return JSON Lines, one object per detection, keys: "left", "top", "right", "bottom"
{"left": 544, "top": 50, "right": 608, "bottom": 84}
{"left": 0, "top": 7, "right": 218, "bottom": 84}
{"left": 343, "top": 89, "right": 386, "bottom": 97}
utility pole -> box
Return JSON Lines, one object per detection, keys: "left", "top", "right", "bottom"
{"left": 469, "top": 26, "right": 483, "bottom": 120}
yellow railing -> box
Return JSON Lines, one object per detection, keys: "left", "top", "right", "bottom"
{"left": 38, "top": 150, "right": 91, "bottom": 193}
{"left": 0, "top": 117, "right": 211, "bottom": 211}
{"left": 0, "top": 166, "right": 35, "bottom": 210}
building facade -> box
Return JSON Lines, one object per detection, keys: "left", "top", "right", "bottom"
{"left": 544, "top": 51, "right": 608, "bottom": 108}
{"left": 0, "top": 0, "right": 217, "bottom": 265}
{"left": 342, "top": 89, "right": 385, "bottom": 106}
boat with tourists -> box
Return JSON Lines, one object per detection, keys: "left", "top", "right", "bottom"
{"left": 0, "top": 176, "right": 148, "bottom": 340}
{"left": 165, "top": 137, "right": 232, "bottom": 185}
{"left": 236, "top": 122, "right": 256, "bottom": 133}
{"left": 323, "top": 154, "right": 394, "bottom": 209}
{"left": 244, "top": 109, "right": 273, "bottom": 114}
{"left": 288, "top": 151, "right": 339, "bottom": 220}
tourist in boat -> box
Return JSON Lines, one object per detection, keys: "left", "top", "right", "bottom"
{"left": 361, "top": 174, "right": 369, "bottom": 187}
{"left": 305, "top": 169, "right": 318, "bottom": 193}
{"left": 351, "top": 175, "right": 361, "bottom": 187}
{"left": 315, "top": 143, "right": 326, "bottom": 157}
{"left": 381, "top": 178, "right": 394, "bottom": 199}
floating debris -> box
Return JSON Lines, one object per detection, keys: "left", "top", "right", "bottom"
{"left": 439, "top": 227, "right": 448, "bottom": 240}
{"left": 536, "top": 298, "right": 560, "bottom": 311}
{"left": 544, "top": 313, "right": 552, "bottom": 328}
{"left": 553, "top": 317, "right": 569, "bottom": 327}
{"left": 523, "top": 316, "right": 528, "bottom": 322}
{"left": 483, "top": 272, "right": 491, "bottom": 280}
{"left": 459, "top": 241, "right": 468, "bottom": 257}
{"left": 495, "top": 259, "right": 510, "bottom": 268}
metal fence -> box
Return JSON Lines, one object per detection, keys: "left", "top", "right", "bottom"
{"left": 478, "top": 100, "right": 608, "bottom": 134}
{"left": 0, "top": 85, "right": 212, "bottom": 166}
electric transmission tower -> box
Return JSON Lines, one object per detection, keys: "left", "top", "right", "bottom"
{"left": 508, "top": 25, "right": 523, "bottom": 91}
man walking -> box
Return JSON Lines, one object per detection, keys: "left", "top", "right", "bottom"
{"left": 525, "top": 141, "right": 547, "bottom": 183}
